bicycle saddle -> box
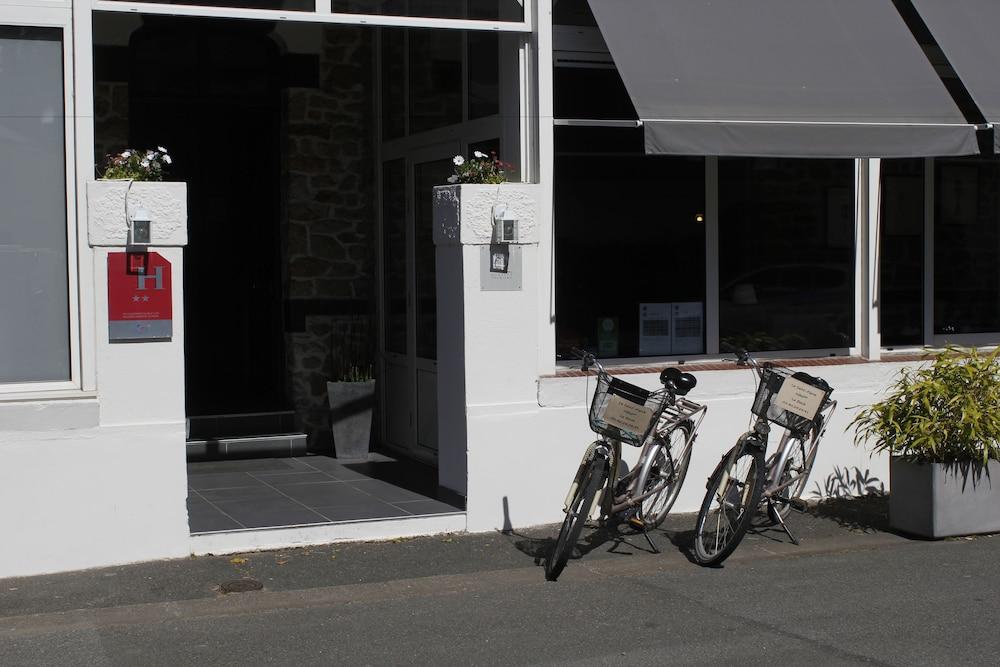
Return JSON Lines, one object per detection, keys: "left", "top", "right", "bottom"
{"left": 660, "top": 367, "right": 697, "bottom": 396}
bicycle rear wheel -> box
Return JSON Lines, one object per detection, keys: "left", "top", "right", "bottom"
{"left": 545, "top": 455, "right": 609, "bottom": 581}
{"left": 634, "top": 422, "right": 693, "bottom": 529}
{"left": 693, "top": 441, "right": 765, "bottom": 566}
{"left": 767, "top": 436, "right": 817, "bottom": 524}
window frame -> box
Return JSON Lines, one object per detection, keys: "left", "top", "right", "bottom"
{"left": 0, "top": 4, "right": 83, "bottom": 396}
{"left": 90, "top": 0, "right": 534, "bottom": 33}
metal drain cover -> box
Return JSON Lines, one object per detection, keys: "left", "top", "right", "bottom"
{"left": 220, "top": 578, "right": 263, "bottom": 594}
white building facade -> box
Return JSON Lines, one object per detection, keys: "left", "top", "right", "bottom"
{"left": 2, "top": 0, "right": 999, "bottom": 577}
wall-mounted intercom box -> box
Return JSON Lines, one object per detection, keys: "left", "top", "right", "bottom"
{"left": 492, "top": 205, "right": 518, "bottom": 243}
{"left": 128, "top": 208, "right": 152, "bottom": 247}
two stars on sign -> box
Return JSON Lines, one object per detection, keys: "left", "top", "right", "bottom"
{"left": 131, "top": 295, "right": 150, "bottom": 302}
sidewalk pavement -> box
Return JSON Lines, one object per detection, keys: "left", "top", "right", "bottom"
{"left": 0, "top": 495, "right": 900, "bottom": 618}
{"left": 1, "top": 495, "right": 998, "bottom": 665}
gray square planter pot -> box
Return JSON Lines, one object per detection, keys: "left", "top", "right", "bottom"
{"left": 327, "top": 380, "right": 375, "bottom": 460}
{"left": 889, "top": 457, "right": 1000, "bottom": 539}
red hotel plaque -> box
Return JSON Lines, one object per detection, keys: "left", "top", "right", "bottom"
{"left": 108, "top": 251, "right": 172, "bottom": 342}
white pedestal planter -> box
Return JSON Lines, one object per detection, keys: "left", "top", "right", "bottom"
{"left": 890, "top": 457, "right": 1000, "bottom": 538}
{"left": 433, "top": 183, "right": 541, "bottom": 512}
{"left": 87, "top": 180, "right": 188, "bottom": 247}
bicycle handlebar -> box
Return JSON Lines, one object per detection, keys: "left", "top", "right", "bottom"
{"left": 569, "top": 347, "right": 603, "bottom": 375}
{"left": 734, "top": 349, "right": 766, "bottom": 380}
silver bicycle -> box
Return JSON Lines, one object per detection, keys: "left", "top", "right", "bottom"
{"left": 693, "top": 350, "right": 838, "bottom": 566}
{"left": 545, "top": 351, "right": 707, "bottom": 581}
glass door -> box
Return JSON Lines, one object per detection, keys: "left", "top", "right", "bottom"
{"left": 380, "top": 143, "right": 457, "bottom": 462}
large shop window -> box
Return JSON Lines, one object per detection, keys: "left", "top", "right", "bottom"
{"left": 0, "top": 27, "right": 71, "bottom": 384}
{"left": 554, "top": 127, "right": 706, "bottom": 359}
{"left": 880, "top": 157, "right": 1000, "bottom": 346}
{"left": 718, "top": 159, "right": 855, "bottom": 353}
{"left": 934, "top": 158, "right": 1000, "bottom": 336}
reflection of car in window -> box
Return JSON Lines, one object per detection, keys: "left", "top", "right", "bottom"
{"left": 720, "top": 263, "right": 852, "bottom": 351}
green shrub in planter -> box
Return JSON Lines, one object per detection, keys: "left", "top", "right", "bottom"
{"left": 851, "top": 346, "right": 1000, "bottom": 465}
{"left": 850, "top": 347, "right": 1000, "bottom": 538}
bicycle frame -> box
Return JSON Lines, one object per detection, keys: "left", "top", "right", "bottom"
{"left": 563, "top": 399, "right": 708, "bottom": 523}
{"left": 761, "top": 398, "right": 838, "bottom": 502}
{"left": 601, "top": 396, "right": 708, "bottom": 517}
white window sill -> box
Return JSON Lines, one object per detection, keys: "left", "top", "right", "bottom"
{"left": 0, "top": 393, "right": 100, "bottom": 432}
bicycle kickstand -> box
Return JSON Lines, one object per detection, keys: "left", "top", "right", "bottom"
{"left": 628, "top": 515, "right": 660, "bottom": 554}
{"left": 768, "top": 498, "right": 799, "bottom": 546}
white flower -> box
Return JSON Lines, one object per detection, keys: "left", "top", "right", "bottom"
{"left": 146, "top": 151, "right": 154, "bottom": 160}
{"left": 474, "top": 151, "right": 486, "bottom": 158}
{"left": 447, "top": 175, "right": 459, "bottom": 184}
{"left": 141, "top": 160, "right": 150, "bottom": 168}
{"left": 121, "top": 150, "right": 131, "bottom": 158}
{"left": 163, "top": 155, "right": 172, "bottom": 164}
{"left": 157, "top": 146, "right": 168, "bottom": 153}
{"left": 453, "top": 155, "right": 465, "bottom": 166}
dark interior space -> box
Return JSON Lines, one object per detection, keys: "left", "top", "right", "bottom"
{"left": 129, "top": 17, "right": 288, "bottom": 417}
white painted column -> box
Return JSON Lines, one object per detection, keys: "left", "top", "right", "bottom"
{"left": 854, "top": 158, "right": 882, "bottom": 360}
{"left": 867, "top": 158, "right": 882, "bottom": 359}
{"left": 87, "top": 182, "right": 189, "bottom": 425}
{"left": 434, "top": 184, "right": 541, "bottom": 503}
{"left": 534, "top": 0, "right": 556, "bottom": 377}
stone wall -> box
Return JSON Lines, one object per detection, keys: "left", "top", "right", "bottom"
{"left": 94, "top": 81, "right": 130, "bottom": 170}
{"left": 282, "top": 26, "right": 376, "bottom": 448}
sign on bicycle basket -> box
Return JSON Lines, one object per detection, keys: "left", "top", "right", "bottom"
{"left": 602, "top": 394, "right": 655, "bottom": 434}
{"left": 773, "top": 377, "right": 826, "bottom": 420}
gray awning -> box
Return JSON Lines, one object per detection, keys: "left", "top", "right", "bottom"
{"left": 910, "top": 0, "right": 1000, "bottom": 151}
{"left": 586, "top": 0, "right": 979, "bottom": 158}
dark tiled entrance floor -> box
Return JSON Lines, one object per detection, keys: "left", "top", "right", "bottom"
{"left": 187, "top": 454, "right": 463, "bottom": 534}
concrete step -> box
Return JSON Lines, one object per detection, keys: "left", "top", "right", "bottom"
{"left": 186, "top": 434, "right": 308, "bottom": 461}
{"left": 187, "top": 411, "right": 298, "bottom": 440}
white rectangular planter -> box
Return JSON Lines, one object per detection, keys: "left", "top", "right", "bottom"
{"left": 432, "top": 183, "right": 540, "bottom": 246}
{"left": 87, "top": 180, "right": 188, "bottom": 247}
{"left": 890, "top": 457, "right": 1000, "bottom": 538}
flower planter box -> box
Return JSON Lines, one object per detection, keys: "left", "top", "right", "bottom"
{"left": 890, "top": 457, "right": 1000, "bottom": 538}
{"left": 87, "top": 180, "right": 188, "bottom": 247}
{"left": 432, "top": 183, "right": 540, "bottom": 246}
{"left": 327, "top": 380, "right": 376, "bottom": 460}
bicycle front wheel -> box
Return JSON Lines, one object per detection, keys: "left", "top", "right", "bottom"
{"left": 545, "top": 455, "right": 609, "bottom": 581}
{"left": 693, "top": 441, "right": 765, "bottom": 566}
{"left": 767, "top": 436, "right": 817, "bottom": 524}
{"left": 634, "top": 422, "right": 693, "bottom": 529}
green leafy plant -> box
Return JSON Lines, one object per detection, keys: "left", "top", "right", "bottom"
{"left": 446, "top": 150, "right": 513, "bottom": 185}
{"left": 338, "top": 363, "right": 374, "bottom": 383}
{"left": 333, "top": 324, "right": 375, "bottom": 382}
{"left": 850, "top": 346, "right": 1000, "bottom": 465}
{"left": 100, "top": 147, "right": 172, "bottom": 181}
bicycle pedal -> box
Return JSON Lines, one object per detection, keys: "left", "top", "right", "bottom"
{"left": 627, "top": 516, "right": 645, "bottom": 531}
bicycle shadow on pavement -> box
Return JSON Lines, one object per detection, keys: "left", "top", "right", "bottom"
{"left": 504, "top": 519, "right": 668, "bottom": 569}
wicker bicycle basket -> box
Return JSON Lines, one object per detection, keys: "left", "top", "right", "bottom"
{"left": 751, "top": 365, "right": 832, "bottom": 438}
{"left": 588, "top": 372, "right": 667, "bottom": 447}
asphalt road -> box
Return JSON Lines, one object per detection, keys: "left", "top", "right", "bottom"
{"left": 1, "top": 501, "right": 998, "bottom": 666}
